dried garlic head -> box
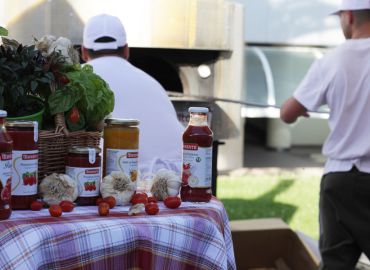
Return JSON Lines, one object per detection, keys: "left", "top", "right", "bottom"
{"left": 100, "top": 171, "right": 136, "bottom": 206}
{"left": 39, "top": 173, "right": 78, "bottom": 205}
{"left": 150, "top": 169, "right": 181, "bottom": 200}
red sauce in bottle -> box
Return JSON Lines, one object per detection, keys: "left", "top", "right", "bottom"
{"left": 6, "top": 121, "right": 38, "bottom": 210}
{"left": 181, "top": 107, "right": 213, "bottom": 202}
{"left": 0, "top": 111, "right": 13, "bottom": 219}
{"left": 66, "top": 146, "right": 101, "bottom": 205}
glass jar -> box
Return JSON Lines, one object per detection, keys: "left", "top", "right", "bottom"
{"left": 0, "top": 111, "right": 13, "bottom": 219}
{"left": 181, "top": 107, "right": 213, "bottom": 202}
{"left": 6, "top": 121, "right": 38, "bottom": 210}
{"left": 66, "top": 146, "right": 101, "bottom": 206}
{"left": 103, "top": 118, "right": 139, "bottom": 182}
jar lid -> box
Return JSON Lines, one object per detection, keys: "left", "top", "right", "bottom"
{"left": 68, "top": 146, "right": 101, "bottom": 154}
{"left": 188, "top": 107, "right": 209, "bottom": 113}
{"left": 0, "top": 110, "right": 7, "bottom": 117}
{"left": 5, "top": 120, "right": 37, "bottom": 128}
{"left": 105, "top": 118, "right": 140, "bottom": 126}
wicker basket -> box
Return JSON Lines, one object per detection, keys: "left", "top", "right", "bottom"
{"left": 38, "top": 111, "right": 102, "bottom": 180}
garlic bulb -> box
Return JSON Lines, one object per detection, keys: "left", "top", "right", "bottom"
{"left": 39, "top": 173, "right": 78, "bottom": 205}
{"left": 100, "top": 171, "right": 136, "bottom": 206}
{"left": 150, "top": 169, "right": 181, "bottom": 200}
{"left": 128, "top": 203, "right": 145, "bottom": 216}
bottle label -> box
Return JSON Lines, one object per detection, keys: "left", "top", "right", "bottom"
{"left": 12, "top": 150, "right": 38, "bottom": 196}
{"left": 106, "top": 149, "right": 138, "bottom": 181}
{"left": 0, "top": 152, "right": 12, "bottom": 204}
{"left": 182, "top": 144, "right": 212, "bottom": 188}
{"left": 66, "top": 166, "right": 100, "bottom": 197}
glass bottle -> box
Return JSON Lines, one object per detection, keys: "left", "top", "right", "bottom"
{"left": 0, "top": 111, "right": 13, "bottom": 219}
{"left": 181, "top": 107, "right": 213, "bottom": 202}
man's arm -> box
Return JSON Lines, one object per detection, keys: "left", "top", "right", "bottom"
{"left": 280, "top": 97, "right": 309, "bottom": 124}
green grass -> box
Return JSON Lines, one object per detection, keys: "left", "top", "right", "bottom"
{"left": 217, "top": 170, "right": 321, "bottom": 239}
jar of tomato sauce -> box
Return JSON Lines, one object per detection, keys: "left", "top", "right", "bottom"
{"left": 181, "top": 107, "right": 213, "bottom": 202}
{"left": 0, "top": 111, "right": 13, "bottom": 219}
{"left": 66, "top": 146, "right": 101, "bottom": 205}
{"left": 6, "top": 121, "right": 38, "bottom": 210}
{"left": 103, "top": 118, "right": 139, "bottom": 182}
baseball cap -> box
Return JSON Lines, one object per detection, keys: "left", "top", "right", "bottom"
{"left": 331, "top": 0, "right": 370, "bottom": 15}
{"left": 83, "top": 14, "right": 127, "bottom": 51}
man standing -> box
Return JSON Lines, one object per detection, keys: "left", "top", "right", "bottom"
{"left": 82, "top": 14, "right": 183, "bottom": 179}
{"left": 281, "top": 1, "right": 370, "bottom": 269}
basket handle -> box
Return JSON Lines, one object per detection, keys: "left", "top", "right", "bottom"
{"left": 50, "top": 81, "right": 69, "bottom": 136}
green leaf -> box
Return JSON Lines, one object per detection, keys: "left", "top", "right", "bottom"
{"left": 0, "top": 27, "right": 8, "bottom": 36}
{"left": 31, "top": 81, "right": 38, "bottom": 92}
{"left": 48, "top": 87, "right": 82, "bottom": 115}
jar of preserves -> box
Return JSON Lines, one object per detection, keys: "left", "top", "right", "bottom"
{"left": 6, "top": 121, "right": 38, "bottom": 210}
{"left": 66, "top": 146, "right": 101, "bottom": 205}
{"left": 0, "top": 111, "right": 13, "bottom": 219}
{"left": 103, "top": 118, "right": 139, "bottom": 182}
{"left": 181, "top": 107, "right": 213, "bottom": 202}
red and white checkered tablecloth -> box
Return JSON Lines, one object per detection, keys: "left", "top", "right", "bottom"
{"left": 0, "top": 197, "right": 235, "bottom": 270}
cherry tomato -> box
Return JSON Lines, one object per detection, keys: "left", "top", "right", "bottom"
{"left": 145, "top": 202, "right": 159, "bottom": 215}
{"left": 131, "top": 193, "right": 148, "bottom": 205}
{"left": 59, "top": 200, "right": 74, "bottom": 212}
{"left": 96, "top": 197, "right": 104, "bottom": 206}
{"left": 148, "top": 196, "right": 157, "bottom": 203}
{"left": 30, "top": 201, "right": 43, "bottom": 211}
{"left": 104, "top": 196, "right": 116, "bottom": 209}
{"left": 49, "top": 205, "right": 62, "bottom": 217}
{"left": 69, "top": 106, "right": 80, "bottom": 124}
{"left": 98, "top": 202, "right": 110, "bottom": 216}
{"left": 164, "top": 196, "right": 181, "bottom": 209}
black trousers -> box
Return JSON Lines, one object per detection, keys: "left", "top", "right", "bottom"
{"left": 319, "top": 166, "right": 370, "bottom": 270}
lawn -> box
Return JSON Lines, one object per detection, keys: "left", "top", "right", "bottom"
{"left": 217, "top": 168, "right": 321, "bottom": 240}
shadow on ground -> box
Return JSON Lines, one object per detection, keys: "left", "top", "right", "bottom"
{"left": 221, "top": 180, "right": 297, "bottom": 223}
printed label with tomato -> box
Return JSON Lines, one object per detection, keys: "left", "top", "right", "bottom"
{"left": 106, "top": 149, "right": 138, "bottom": 181}
{"left": 182, "top": 144, "right": 212, "bottom": 188}
{"left": 0, "top": 152, "right": 12, "bottom": 203}
{"left": 66, "top": 166, "right": 100, "bottom": 197}
{"left": 12, "top": 150, "right": 38, "bottom": 196}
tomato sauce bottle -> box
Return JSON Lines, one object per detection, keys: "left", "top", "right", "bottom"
{"left": 0, "top": 111, "right": 13, "bottom": 219}
{"left": 181, "top": 107, "right": 213, "bottom": 202}
{"left": 6, "top": 121, "right": 38, "bottom": 210}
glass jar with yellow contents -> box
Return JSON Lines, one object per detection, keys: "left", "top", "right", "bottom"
{"left": 103, "top": 118, "right": 139, "bottom": 182}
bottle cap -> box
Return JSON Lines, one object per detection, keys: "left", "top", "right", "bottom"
{"left": 0, "top": 110, "right": 7, "bottom": 117}
{"left": 188, "top": 107, "right": 209, "bottom": 113}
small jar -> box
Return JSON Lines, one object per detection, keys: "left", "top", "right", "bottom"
{"left": 66, "top": 146, "right": 101, "bottom": 206}
{"left": 103, "top": 118, "right": 139, "bottom": 181}
{"left": 6, "top": 121, "right": 38, "bottom": 210}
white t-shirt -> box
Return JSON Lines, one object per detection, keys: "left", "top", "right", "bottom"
{"left": 294, "top": 38, "right": 370, "bottom": 174}
{"left": 88, "top": 56, "right": 184, "bottom": 178}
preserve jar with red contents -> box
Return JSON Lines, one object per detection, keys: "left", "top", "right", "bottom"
{"left": 66, "top": 146, "right": 101, "bottom": 205}
{"left": 181, "top": 107, "right": 213, "bottom": 202}
{"left": 0, "top": 111, "right": 13, "bottom": 219}
{"left": 6, "top": 121, "right": 38, "bottom": 210}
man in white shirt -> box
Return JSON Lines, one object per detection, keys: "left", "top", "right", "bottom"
{"left": 82, "top": 14, "right": 184, "bottom": 179}
{"left": 281, "top": 1, "right": 370, "bottom": 269}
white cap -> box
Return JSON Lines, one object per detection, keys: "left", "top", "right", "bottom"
{"left": 0, "top": 110, "right": 7, "bottom": 117}
{"left": 331, "top": 0, "right": 370, "bottom": 15}
{"left": 189, "top": 107, "right": 209, "bottom": 113}
{"left": 83, "top": 14, "right": 127, "bottom": 51}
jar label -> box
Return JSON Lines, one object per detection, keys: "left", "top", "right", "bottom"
{"left": 66, "top": 166, "right": 100, "bottom": 197}
{"left": 106, "top": 149, "right": 138, "bottom": 181}
{"left": 0, "top": 152, "right": 12, "bottom": 203}
{"left": 11, "top": 150, "right": 38, "bottom": 196}
{"left": 182, "top": 144, "right": 212, "bottom": 188}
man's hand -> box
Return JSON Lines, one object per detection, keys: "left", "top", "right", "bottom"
{"left": 280, "top": 97, "right": 309, "bottom": 124}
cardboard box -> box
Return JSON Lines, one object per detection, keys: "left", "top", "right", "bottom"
{"left": 230, "top": 219, "right": 320, "bottom": 270}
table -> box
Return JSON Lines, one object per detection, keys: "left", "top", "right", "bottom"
{"left": 0, "top": 198, "right": 236, "bottom": 270}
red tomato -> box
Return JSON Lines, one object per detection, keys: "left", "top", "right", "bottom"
{"left": 69, "top": 106, "right": 80, "bottom": 123}
{"left": 30, "top": 201, "right": 43, "bottom": 211}
{"left": 164, "top": 196, "right": 181, "bottom": 209}
{"left": 131, "top": 193, "right": 148, "bottom": 205}
{"left": 98, "top": 202, "right": 110, "bottom": 216}
{"left": 59, "top": 200, "right": 74, "bottom": 212}
{"left": 145, "top": 202, "right": 159, "bottom": 215}
{"left": 148, "top": 196, "right": 157, "bottom": 203}
{"left": 96, "top": 197, "right": 104, "bottom": 206}
{"left": 104, "top": 196, "right": 116, "bottom": 209}
{"left": 49, "top": 205, "right": 62, "bottom": 217}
